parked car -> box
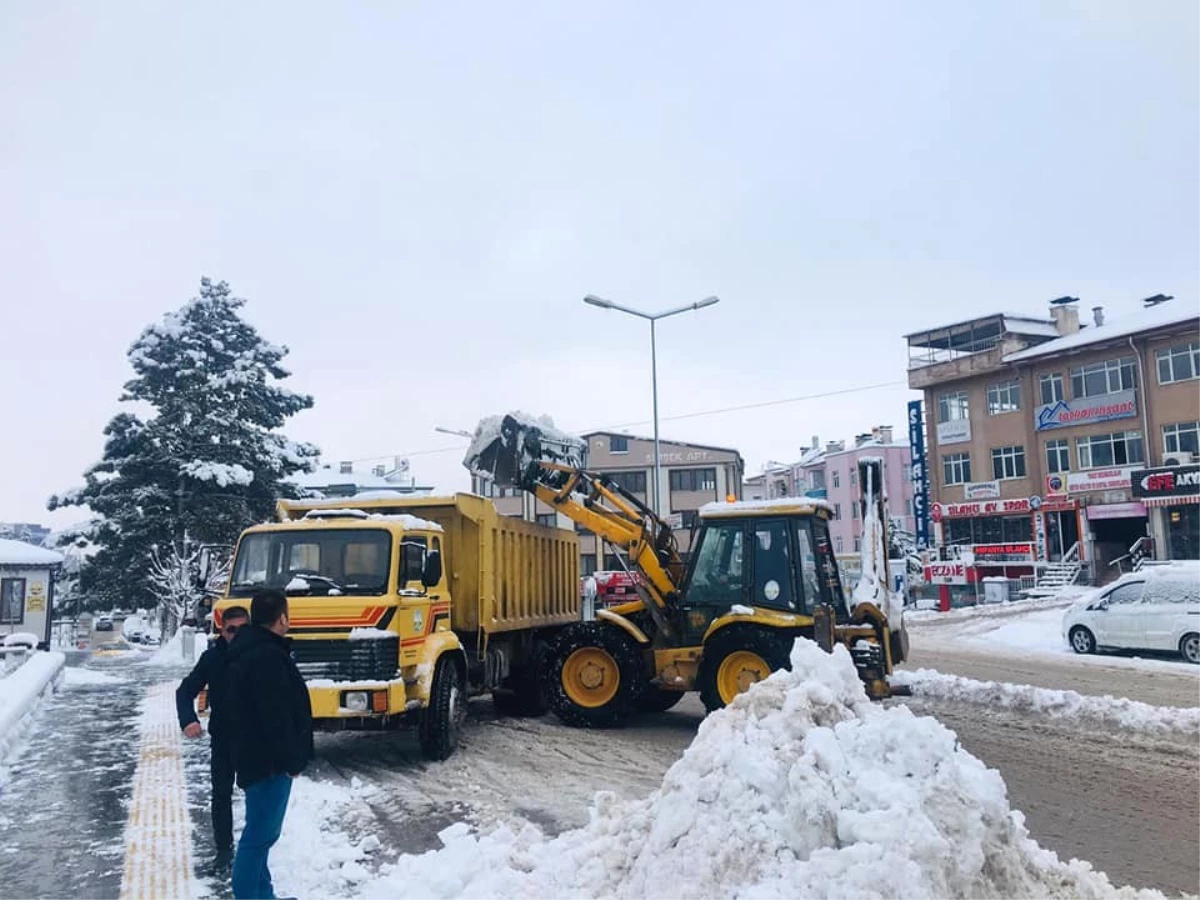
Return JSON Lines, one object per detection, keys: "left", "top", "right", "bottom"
{"left": 94, "top": 616, "right": 114, "bottom": 632}
{"left": 1062, "top": 564, "right": 1200, "bottom": 664}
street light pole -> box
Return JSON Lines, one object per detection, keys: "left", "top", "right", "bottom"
{"left": 583, "top": 294, "right": 720, "bottom": 516}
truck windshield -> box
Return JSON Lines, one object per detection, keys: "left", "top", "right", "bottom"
{"left": 229, "top": 528, "right": 392, "bottom": 597}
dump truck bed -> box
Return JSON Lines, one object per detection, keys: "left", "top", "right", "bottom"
{"left": 277, "top": 493, "right": 580, "bottom": 635}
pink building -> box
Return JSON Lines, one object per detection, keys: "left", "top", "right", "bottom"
{"left": 787, "top": 426, "right": 914, "bottom": 557}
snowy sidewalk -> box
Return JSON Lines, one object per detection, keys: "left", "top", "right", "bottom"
{"left": 0, "top": 650, "right": 65, "bottom": 760}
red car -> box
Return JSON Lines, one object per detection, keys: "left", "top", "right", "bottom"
{"left": 584, "top": 570, "right": 644, "bottom": 607}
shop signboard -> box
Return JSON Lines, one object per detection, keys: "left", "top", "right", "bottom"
{"left": 924, "top": 561, "right": 969, "bottom": 585}
{"left": 940, "top": 497, "right": 1033, "bottom": 518}
{"left": 936, "top": 418, "right": 971, "bottom": 445}
{"left": 1066, "top": 466, "right": 1137, "bottom": 494}
{"left": 908, "top": 400, "right": 931, "bottom": 549}
{"left": 1086, "top": 502, "right": 1147, "bottom": 521}
{"left": 972, "top": 542, "right": 1036, "bottom": 562}
{"left": 1034, "top": 390, "right": 1137, "bottom": 432}
{"left": 964, "top": 480, "right": 1001, "bottom": 500}
{"left": 1130, "top": 465, "right": 1200, "bottom": 500}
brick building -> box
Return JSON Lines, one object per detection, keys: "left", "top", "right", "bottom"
{"left": 906, "top": 296, "right": 1199, "bottom": 582}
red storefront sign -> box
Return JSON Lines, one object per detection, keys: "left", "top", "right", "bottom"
{"left": 972, "top": 542, "right": 1036, "bottom": 562}
{"left": 939, "top": 498, "right": 1033, "bottom": 518}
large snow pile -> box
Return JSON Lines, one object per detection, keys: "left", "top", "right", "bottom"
{"left": 361, "top": 641, "right": 1162, "bottom": 899}
{"left": 143, "top": 628, "right": 206, "bottom": 667}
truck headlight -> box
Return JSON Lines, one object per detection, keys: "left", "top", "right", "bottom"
{"left": 343, "top": 691, "right": 369, "bottom": 712}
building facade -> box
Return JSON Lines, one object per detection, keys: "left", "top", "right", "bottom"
{"left": 906, "top": 297, "right": 1199, "bottom": 581}
{"left": 0, "top": 538, "right": 64, "bottom": 650}
{"left": 475, "top": 431, "right": 744, "bottom": 574}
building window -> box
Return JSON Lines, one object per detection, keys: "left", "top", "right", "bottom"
{"left": 580, "top": 554, "right": 597, "bottom": 576}
{"left": 1163, "top": 422, "right": 1200, "bottom": 456}
{"left": 604, "top": 470, "right": 647, "bottom": 494}
{"left": 1070, "top": 356, "right": 1136, "bottom": 399}
{"left": 1076, "top": 431, "right": 1144, "bottom": 470}
{"left": 575, "top": 522, "right": 593, "bottom": 536}
{"left": 1039, "top": 373, "right": 1064, "bottom": 405}
{"left": 0, "top": 578, "right": 26, "bottom": 624}
{"left": 1157, "top": 341, "right": 1199, "bottom": 385}
{"left": 835, "top": 537, "right": 844, "bottom": 553}
{"left": 1045, "top": 439, "right": 1070, "bottom": 474}
{"left": 669, "top": 468, "right": 717, "bottom": 493}
{"left": 535, "top": 513, "right": 557, "bottom": 528}
{"left": 809, "top": 470, "right": 826, "bottom": 490}
{"left": 942, "top": 453, "right": 971, "bottom": 486}
{"left": 603, "top": 554, "right": 625, "bottom": 571}
{"left": 944, "top": 516, "right": 1032, "bottom": 545}
{"left": 850, "top": 470, "right": 857, "bottom": 487}
{"left": 987, "top": 379, "right": 1021, "bottom": 414}
{"left": 834, "top": 503, "right": 842, "bottom": 520}
{"left": 851, "top": 503, "right": 859, "bottom": 520}
{"left": 937, "top": 390, "right": 969, "bottom": 423}
{"left": 991, "top": 446, "right": 1026, "bottom": 480}
{"left": 853, "top": 537, "right": 862, "bottom": 552}
{"left": 832, "top": 471, "right": 840, "bottom": 489}
{"left": 905, "top": 498, "right": 914, "bottom": 517}
{"left": 609, "top": 435, "right": 629, "bottom": 453}
{"left": 677, "top": 509, "right": 700, "bottom": 530}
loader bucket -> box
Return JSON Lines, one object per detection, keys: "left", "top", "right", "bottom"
{"left": 463, "top": 413, "right": 586, "bottom": 489}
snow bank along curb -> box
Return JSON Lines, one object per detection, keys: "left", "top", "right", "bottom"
{"left": 0, "top": 651, "right": 66, "bottom": 760}
{"left": 120, "top": 682, "right": 193, "bottom": 900}
{"left": 353, "top": 641, "right": 1164, "bottom": 899}
{"left": 892, "top": 668, "right": 1200, "bottom": 737}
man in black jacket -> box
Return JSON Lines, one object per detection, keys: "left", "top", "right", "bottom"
{"left": 226, "top": 589, "right": 313, "bottom": 900}
{"left": 176, "top": 604, "right": 250, "bottom": 869}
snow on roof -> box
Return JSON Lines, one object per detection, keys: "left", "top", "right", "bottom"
{"left": 700, "top": 497, "right": 833, "bottom": 517}
{"left": 1004, "top": 301, "right": 1198, "bottom": 363}
{"left": 0, "top": 539, "right": 63, "bottom": 567}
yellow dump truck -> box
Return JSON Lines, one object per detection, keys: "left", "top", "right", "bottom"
{"left": 212, "top": 493, "right": 579, "bottom": 759}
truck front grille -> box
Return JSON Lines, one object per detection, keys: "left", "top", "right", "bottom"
{"left": 291, "top": 637, "right": 400, "bottom": 682}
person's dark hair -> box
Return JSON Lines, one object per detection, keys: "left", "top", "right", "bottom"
{"left": 224, "top": 605, "right": 250, "bottom": 623}
{"left": 250, "top": 589, "right": 289, "bottom": 627}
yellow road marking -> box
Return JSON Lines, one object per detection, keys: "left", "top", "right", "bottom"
{"left": 120, "top": 681, "right": 193, "bottom": 900}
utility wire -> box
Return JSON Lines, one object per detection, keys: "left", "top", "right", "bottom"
{"left": 330, "top": 379, "right": 906, "bottom": 466}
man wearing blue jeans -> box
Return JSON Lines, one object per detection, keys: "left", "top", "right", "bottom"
{"left": 225, "top": 589, "right": 313, "bottom": 900}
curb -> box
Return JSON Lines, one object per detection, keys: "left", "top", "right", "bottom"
{"left": 0, "top": 651, "right": 66, "bottom": 761}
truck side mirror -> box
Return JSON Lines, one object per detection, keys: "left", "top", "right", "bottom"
{"left": 422, "top": 550, "right": 442, "bottom": 587}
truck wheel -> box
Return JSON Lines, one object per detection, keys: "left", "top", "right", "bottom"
{"left": 419, "top": 657, "right": 466, "bottom": 761}
{"left": 542, "top": 622, "right": 643, "bottom": 728}
{"left": 636, "top": 687, "right": 685, "bottom": 713}
{"left": 493, "top": 642, "right": 549, "bottom": 717}
{"left": 698, "top": 627, "right": 792, "bottom": 713}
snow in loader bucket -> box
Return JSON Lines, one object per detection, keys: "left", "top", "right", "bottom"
{"left": 464, "top": 412, "right": 587, "bottom": 488}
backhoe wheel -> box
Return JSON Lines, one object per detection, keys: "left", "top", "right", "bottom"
{"left": 542, "top": 622, "right": 644, "bottom": 728}
{"left": 493, "top": 641, "right": 549, "bottom": 717}
{"left": 419, "top": 657, "right": 466, "bottom": 761}
{"left": 636, "top": 687, "right": 685, "bottom": 714}
{"left": 698, "top": 627, "right": 792, "bottom": 714}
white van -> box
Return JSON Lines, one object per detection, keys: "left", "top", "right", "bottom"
{"left": 1062, "top": 563, "right": 1200, "bottom": 663}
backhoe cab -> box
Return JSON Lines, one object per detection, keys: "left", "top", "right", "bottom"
{"left": 465, "top": 413, "right": 907, "bottom": 726}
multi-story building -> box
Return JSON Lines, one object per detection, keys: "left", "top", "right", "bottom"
{"left": 475, "top": 431, "right": 744, "bottom": 574}
{"left": 906, "top": 296, "right": 1199, "bottom": 580}
{"left": 291, "top": 459, "right": 434, "bottom": 499}
{"left": 777, "top": 428, "right": 914, "bottom": 558}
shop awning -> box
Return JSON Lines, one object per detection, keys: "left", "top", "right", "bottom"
{"left": 1142, "top": 494, "right": 1200, "bottom": 507}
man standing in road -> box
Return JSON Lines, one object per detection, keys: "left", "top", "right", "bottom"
{"left": 226, "top": 588, "right": 313, "bottom": 900}
{"left": 176, "top": 604, "right": 250, "bottom": 872}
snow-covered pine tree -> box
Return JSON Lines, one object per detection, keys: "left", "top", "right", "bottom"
{"left": 49, "top": 277, "right": 319, "bottom": 612}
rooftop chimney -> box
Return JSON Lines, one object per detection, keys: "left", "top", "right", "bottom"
{"left": 811, "top": 435, "right": 819, "bottom": 450}
{"left": 879, "top": 425, "right": 894, "bottom": 444}
{"left": 1092, "top": 306, "right": 1104, "bottom": 327}
{"left": 855, "top": 433, "right": 872, "bottom": 448}
{"left": 1142, "top": 294, "right": 1173, "bottom": 308}
{"left": 339, "top": 461, "right": 353, "bottom": 475}
{"left": 1049, "top": 298, "right": 1081, "bottom": 336}
{"left": 826, "top": 440, "right": 844, "bottom": 454}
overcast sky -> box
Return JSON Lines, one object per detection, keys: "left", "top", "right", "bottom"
{"left": 2, "top": 1, "right": 1196, "bottom": 528}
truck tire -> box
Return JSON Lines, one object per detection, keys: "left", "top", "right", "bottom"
{"left": 493, "top": 641, "right": 549, "bottom": 717}
{"left": 698, "top": 627, "right": 792, "bottom": 714}
{"left": 636, "top": 687, "right": 685, "bottom": 713}
{"left": 542, "top": 622, "right": 643, "bottom": 728}
{"left": 419, "top": 657, "right": 466, "bottom": 761}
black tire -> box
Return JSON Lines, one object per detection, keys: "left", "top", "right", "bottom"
{"left": 419, "top": 656, "right": 466, "bottom": 761}
{"left": 1179, "top": 633, "right": 1199, "bottom": 665}
{"left": 541, "top": 622, "right": 644, "bottom": 728}
{"left": 1069, "top": 626, "right": 1096, "bottom": 655}
{"left": 493, "top": 641, "right": 549, "bottom": 717}
{"left": 636, "top": 687, "right": 685, "bottom": 714}
{"left": 698, "top": 627, "right": 792, "bottom": 714}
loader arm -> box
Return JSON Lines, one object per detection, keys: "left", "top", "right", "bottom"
{"left": 464, "top": 414, "right": 685, "bottom": 638}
